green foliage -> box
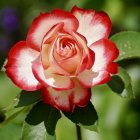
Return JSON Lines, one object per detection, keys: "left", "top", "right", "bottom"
{"left": 63, "top": 102, "right": 98, "bottom": 128}
{"left": 0, "top": 107, "right": 28, "bottom": 128}
{"left": 117, "top": 67, "right": 134, "bottom": 98}
{"left": 21, "top": 122, "right": 55, "bottom": 140}
{"left": 109, "top": 31, "right": 140, "bottom": 98}
{"left": 0, "top": 111, "right": 5, "bottom": 123}
{"left": 25, "top": 102, "right": 61, "bottom": 136}
{"left": 44, "top": 107, "right": 61, "bottom": 136}
{"left": 108, "top": 67, "right": 133, "bottom": 98}
{"left": 21, "top": 122, "right": 46, "bottom": 140}
{"left": 120, "top": 95, "right": 140, "bottom": 140}
{"left": 111, "top": 31, "right": 140, "bottom": 61}
{"left": 15, "top": 90, "right": 42, "bottom": 107}
{"left": 108, "top": 75, "right": 124, "bottom": 94}
{"left": 80, "top": 122, "right": 98, "bottom": 132}
{"left": 0, "top": 71, "right": 21, "bottom": 108}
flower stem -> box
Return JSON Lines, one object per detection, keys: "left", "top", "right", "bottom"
{"left": 76, "top": 125, "right": 82, "bottom": 140}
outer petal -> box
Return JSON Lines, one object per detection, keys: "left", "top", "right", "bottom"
{"left": 32, "top": 61, "right": 74, "bottom": 90}
{"left": 42, "top": 80, "right": 91, "bottom": 112}
{"left": 42, "top": 87, "right": 71, "bottom": 112}
{"left": 70, "top": 80, "right": 91, "bottom": 111}
{"left": 77, "top": 39, "right": 119, "bottom": 87}
{"left": 5, "top": 41, "right": 42, "bottom": 91}
{"left": 26, "top": 9, "right": 79, "bottom": 51}
{"left": 90, "top": 39, "right": 119, "bottom": 73}
{"left": 71, "top": 6, "right": 111, "bottom": 46}
{"left": 77, "top": 69, "right": 110, "bottom": 87}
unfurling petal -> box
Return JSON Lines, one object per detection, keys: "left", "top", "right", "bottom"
{"left": 26, "top": 9, "right": 79, "bottom": 51}
{"left": 90, "top": 39, "right": 119, "bottom": 73}
{"left": 5, "top": 41, "right": 42, "bottom": 91}
{"left": 71, "top": 6, "right": 111, "bottom": 46}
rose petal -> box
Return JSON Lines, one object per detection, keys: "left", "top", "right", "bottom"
{"left": 49, "top": 38, "right": 71, "bottom": 76}
{"left": 77, "top": 69, "right": 110, "bottom": 87}
{"left": 57, "top": 55, "right": 81, "bottom": 74}
{"left": 32, "top": 61, "right": 74, "bottom": 90}
{"left": 27, "top": 9, "right": 79, "bottom": 51}
{"left": 51, "top": 34, "right": 81, "bottom": 74}
{"left": 90, "top": 39, "right": 119, "bottom": 73}
{"left": 106, "top": 62, "right": 118, "bottom": 74}
{"left": 41, "top": 44, "right": 51, "bottom": 69}
{"left": 42, "top": 22, "right": 64, "bottom": 44}
{"left": 42, "top": 87, "right": 71, "bottom": 112}
{"left": 71, "top": 6, "right": 111, "bottom": 46}
{"left": 87, "top": 48, "right": 95, "bottom": 69}
{"left": 71, "top": 31, "right": 95, "bottom": 73}
{"left": 5, "top": 41, "right": 42, "bottom": 91}
{"left": 42, "top": 80, "right": 91, "bottom": 112}
{"left": 70, "top": 80, "right": 91, "bottom": 111}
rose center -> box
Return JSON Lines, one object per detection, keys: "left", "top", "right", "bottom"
{"left": 56, "top": 38, "right": 77, "bottom": 58}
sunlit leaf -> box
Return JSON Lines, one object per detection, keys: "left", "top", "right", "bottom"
{"left": 25, "top": 102, "right": 61, "bottom": 135}
{"left": 110, "top": 31, "right": 140, "bottom": 61}
{"left": 80, "top": 121, "right": 98, "bottom": 132}
{"left": 21, "top": 122, "right": 55, "bottom": 140}
{"left": 63, "top": 102, "right": 98, "bottom": 126}
{"left": 0, "top": 71, "right": 21, "bottom": 108}
{"left": 15, "top": 90, "right": 42, "bottom": 107}
{"left": 0, "top": 107, "right": 28, "bottom": 128}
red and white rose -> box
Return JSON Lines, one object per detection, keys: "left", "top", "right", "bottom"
{"left": 5, "top": 6, "right": 119, "bottom": 112}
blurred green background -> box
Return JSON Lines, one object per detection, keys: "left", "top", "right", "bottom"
{"left": 0, "top": 0, "right": 140, "bottom": 140}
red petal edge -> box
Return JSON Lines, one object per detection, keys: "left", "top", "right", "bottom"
{"left": 71, "top": 6, "right": 112, "bottom": 46}
{"left": 42, "top": 81, "right": 91, "bottom": 112}
{"left": 26, "top": 9, "right": 79, "bottom": 51}
{"left": 5, "top": 41, "right": 42, "bottom": 91}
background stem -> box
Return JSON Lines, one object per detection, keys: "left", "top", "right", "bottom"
{"left": 76, "top": 125, "right": 82, "bottom": 140}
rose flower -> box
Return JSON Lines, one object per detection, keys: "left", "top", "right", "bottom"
{"left": 5, "top": 6, "right": 119, "bottom": 112}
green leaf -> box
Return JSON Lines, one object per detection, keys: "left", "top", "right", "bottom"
{"left": 25, "top": 102, "right": 48, "bottom": 125}
{"left": 63, "top": 102, "right": 98, "bottom": 126}
{"left": 0, "top": 71, "right": 21, "bottom": 108}
{"left": 0, "top": 107, "right": 28, "bottom": 128}
{"left": 79, "top": 121, "right": 98, "bottom": 132}
{"left": 21, "top": 122, "right": 55, "bottom": 140}
{"left": 107, "top": 75, "right": 125, "bottom": 94}
{"left": 110, "top": 31, "right": 140, "bottom": 61}
{"left": 0, "top": 111, "right": 5, "bottom": 123}
{"left": 108, "top": 67, "right": 133, "bottom": 98}
{"left": 15, "top": 90, "right": 42, "bottom": 107}
{"left": 118, "top": 67, "right": 134, "bottom": 98}
{"left": 44, "top": 107, "right": 61, "bottom": 136}
{"left": 25, "top": 102, "right": 61, "bottom": 135}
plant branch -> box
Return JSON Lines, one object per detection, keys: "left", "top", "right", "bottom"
{"left": 76, "top": 125, "right": 82, "bottom": 140}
